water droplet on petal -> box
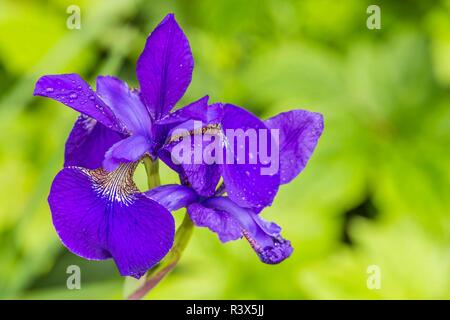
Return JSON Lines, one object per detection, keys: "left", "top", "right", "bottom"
{"left": 45, "top": 87, "right": 54, "bottom": 93}
{"left": 69, "top": 93, "right": 78, "bottom": 99}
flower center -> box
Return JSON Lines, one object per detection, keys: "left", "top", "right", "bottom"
{"left": 85, "top": 162, "right": 139, "bottom": 205}
{"left": 167, "top": 123, "right": 223, "bottom": 143}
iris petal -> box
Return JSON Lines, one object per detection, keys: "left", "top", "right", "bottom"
{"left": 34, "top": 74, "right": 124, "bottom": 132}
{"left": 160, "top": 120, "right": 223, "bottom": 197}
{"left": 137, "top": 13, "right": 194, "bottom": 119}
{"left": 242, "top": 215, "right": 293, "bottom": 264}
{"left": 156, "top": 97, "right": 224, "bottom": 126}
{"left": 220, "top": 104, "right": 280, "bottom": 210}
{"left": 191, "top": 197, "right": 293, "bottom": 264}
{"left": 65, "top": 115, "right": 123, "bottom": 169}
{"left": 103, "top": 135, "right": 152, "bottom": 171}
{"left": 265, "top": 110, "right": 324, "bottom": 184}
{"left": 153, "top": 96, "right": 211, "bottom": 151}
{"left": 188, "top": 203, "right": 242, "bottom": 242}
{"left": 145, "top": 184, "right": 198, "bottom": 211}
{"left": 48, "top": 164, "right": 175, "bottom": 278}
{"left": 96, "top": 76, "right": 152, "bottom": 135}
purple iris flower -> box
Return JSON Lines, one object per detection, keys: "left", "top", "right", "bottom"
{"left": 159, "top": 104, "right": 324, "bottom": 212}
{"left": 148, "top": 109, "right": 324, "bottom": 264}
{"left": 33, "top": 10, "right": 324, "bottom": 279}
{"left": 34, "top": 14, "right": 198, "bottom": 278}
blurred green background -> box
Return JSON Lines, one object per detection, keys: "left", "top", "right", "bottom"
{"left": 0, "top": 0, "right": 449, "bottom": 299}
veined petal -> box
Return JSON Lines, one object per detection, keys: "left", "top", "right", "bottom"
{"left": 48, "top": 164, "right": 175, "bottom": 278}
{"left": 145, "top": 184, "right": 198, "bottom": 211}
{"left": 265, "top": 110, "right": 324, "bottom": 184}
{"left": 201, "top": 197, "right": 293, "bottom": 264}
{"left": 160, "top": 120, "right": 223, "bottom": 197}
{"left": 179, "top": 162, "right": 221, "bottom": 197}
{"left": 103, "top": 134, "right": 152, "bottom": 171}
{"left": 220, "top": 104, "right": 280, "bottom": 210}
{"left": 65, "top": 115, "right": 123, "bottom": 169}
{"left": 96, "top": 76, "right": 152, "bottom": 135}
{"left": 188, "top": 203, "right": 242, "bottom": 242}
{"left": 34, "top": 74, "right": 124, "bottom": 132}
{"left": 137, "top": 13, "right": 194, "bottom": 119}
{"left": 158, "top": 151, "right": 221, "bottom": 198}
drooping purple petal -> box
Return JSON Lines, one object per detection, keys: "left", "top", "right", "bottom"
{"left": 145, "top": 184, "right": 198, "bottom": 211}
{"left": 65, "top": 115, "right": 123, "bottom": 169}
{"left": 137, "top": 13, "right": 194, "bottom": 119}
{"left": 244, "top": 215, "right": 293, "bottom": 265}
{"left": 103, "top": 134, "right": 152, "bottom": 171}
{"left": 265, "top": 110, "right": 324, "bottom": 184}
{"left": 188, "top": 202, "right": 242, "bottom": 242}
{"left": 34, "top": 74, "right": 124, "bottom": 132}
{"left": 220, "top": 104, "right": 280, "bottom": 210}
{"left": 96, "top": 76, "right": 152, "bottom": 135}
{"left": 200, "top": 197, "right": 293, "bottom": 264}
{"left": 48, "top": 167, "right": 112, "bottom": 260}
{"left": 107, "top": 192, "right": 174, "bottom": 278}
{"left": 48, "top": 165, "right": 175, "bottom": 278}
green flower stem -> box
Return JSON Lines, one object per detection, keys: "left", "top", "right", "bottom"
{"left": 124, "top": 157, "right": 194, "bottom": 300}
{"left": 143, "top": 156, "right": 160, "bottom": 188}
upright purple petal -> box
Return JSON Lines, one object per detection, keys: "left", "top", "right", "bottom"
{"left": 200, "top": 197, "right": 293, "bottom": 264}
{"left": 152, "top": 96, "right": 211, "bottom": 150}
{"left": 48, "top": 164, "right": 175, "bottom": 278}
{"left": 65, "top": 115, "right": 123, "bottom": 169}
{"left": 103, "top": 134, "right": 152, "bottom": 171}
{"left": 96, "top": 76, "right": 152, "bottom": 135}
{"left": 137, "top": 14, "right": 194, "bottom": 119}
{"left": 34, "top": 74, "right": 124, "bottom": 132}
{"left": 265, "top": 110, "right": 324, "bottom": 184}
{"left": 220, "top": 104, "right": 280, "bottom": 210}
{"left": 156, "top": 97, "right": 223, "bottom": 126}
{"left": 145, "top": 184, "right": 198, "bottom": 211}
